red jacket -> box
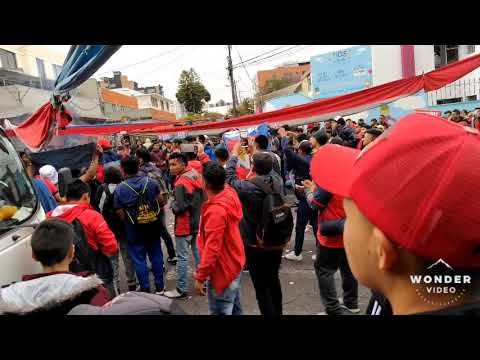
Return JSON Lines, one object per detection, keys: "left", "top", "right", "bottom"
{"left": 195, "top": 185, "right": 245, "bottom": 295}
{"left": 188, "top": 153, "right": 210, "bottom": 175}
{"left": 310, "top": 190, "right": 345, "bottom": 248}
{"left": 47, "top": 203, "right": 118, "bottom": 256}
{"left": 172, "top": 167, "right": 204, "bottom": 236}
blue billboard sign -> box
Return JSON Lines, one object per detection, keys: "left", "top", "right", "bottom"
{"left": 311, "top": 46, "right": 373, "bottom": 99}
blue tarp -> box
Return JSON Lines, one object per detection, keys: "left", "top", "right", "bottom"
{"left": 54, "top": 45, "right": 121, "bottom": 96}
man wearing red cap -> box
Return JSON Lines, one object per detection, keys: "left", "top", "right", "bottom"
{"left": 310, "top": 113, "right": 480, "bottom": 315}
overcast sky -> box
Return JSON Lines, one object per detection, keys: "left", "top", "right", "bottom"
{"left": 48, "top": 45, "right": 356, "bottom": 104}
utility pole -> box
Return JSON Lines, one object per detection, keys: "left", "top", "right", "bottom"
{"left": 227, "top": 45, "right": 238, "bottom": 115}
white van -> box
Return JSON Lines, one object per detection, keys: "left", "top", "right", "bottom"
{"left": 0, "top": 129, "right": 44, "bottom": 287}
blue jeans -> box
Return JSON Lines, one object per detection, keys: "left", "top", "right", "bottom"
{"left": 175, "top": 234, "right": 200, "bottom": 294}
{"left": 207, "top": 274, "right": 243, "bottom": 315}
{"left": 128, "top": 239, "right": 164, "bottom": 291}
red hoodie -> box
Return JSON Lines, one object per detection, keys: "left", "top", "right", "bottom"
{"left": 47, "top": 203, "right": 118, "bottom": 256}
{"left": 187, "top": 153, "right": 210, "bottom": 175}
{"left": 173, "top": 167, "right": 204, "bottom": 236}
{"left": 195, "top": 185, "right": 245, "bottom": 295}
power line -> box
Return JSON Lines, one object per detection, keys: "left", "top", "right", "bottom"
{"left": 231, "top": 45, "right": 290, "bottom": 67}
{"left": 234, "top": 46, "right": 255, "bottom": 86}
{"left": 96, "top": 45, "right": 186, "bottom": 76}
{"left": 135, "top": 45, "right": 198, "bottom": 80}
{"left": 234, "top": 45, "right": 304, "bottom": 69}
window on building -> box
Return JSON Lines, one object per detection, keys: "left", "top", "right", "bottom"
{"left": 437, "top": 97, "right": 462, "bottom": 105}
{"left": 0, "top": 49, "right": 18, "bottom": 70}
{"left": 466, "top": 95, "right": 477, "bottom": 102}
{"left": 151, "top": 97, "right": 158, "bottom": 108}
{"left": 160, "top": 101, "right": 164, "bottom": 111}
{"left": 434, "top": 45, "right": 459, "bottom": 69}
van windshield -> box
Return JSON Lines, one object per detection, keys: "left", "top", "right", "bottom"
{"left": 0, "top": 135, "right": 37, "bottom": 234}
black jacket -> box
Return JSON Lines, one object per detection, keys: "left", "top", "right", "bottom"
{"left": 334, "top": 125, "right": 358, "bottom": 148}
{"left": 226, "top": 156, "right": 284, "bottom": 247}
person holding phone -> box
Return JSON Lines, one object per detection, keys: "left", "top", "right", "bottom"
{"left": 277, "top": 128, "right": 318, "bottom": 262}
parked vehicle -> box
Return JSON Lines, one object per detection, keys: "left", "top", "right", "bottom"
{"left": 0, "top": 129, "right": 44, "bottom": 287}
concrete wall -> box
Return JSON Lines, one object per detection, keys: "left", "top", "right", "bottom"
{"left": 0, "top": 45, "right": 65, "bottom": 80}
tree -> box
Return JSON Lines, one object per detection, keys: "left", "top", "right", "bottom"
{"left": 176, "top": 68, "right": 211, "bottom": 114}
{"left": 228, "top": 98, "right": 254, "bottom": 117}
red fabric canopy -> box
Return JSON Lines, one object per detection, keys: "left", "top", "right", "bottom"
{"left": 15, "top": 52, "right": 480, "bottom": 142}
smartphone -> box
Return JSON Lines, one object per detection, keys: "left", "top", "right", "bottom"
{"left": 180, "top": 143, "right": 197, "bottom": 153}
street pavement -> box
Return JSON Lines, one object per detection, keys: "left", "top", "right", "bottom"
{"left": 118, "top": 200, "right": 372, "bottom": 315}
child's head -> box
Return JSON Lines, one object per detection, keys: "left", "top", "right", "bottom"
{"left": 31, "top": 219, "right": 75, "bottom": 269}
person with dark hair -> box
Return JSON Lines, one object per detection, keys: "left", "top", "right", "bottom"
{"left": 443, "top": 111, "right": 452, "bottom": 120}
{"left": 362, "top": 128, "right": 383, "bottom": 149}
{"left": 370, "top": 118, "right": 378, "bottom": 127}
{"left": 329, "top": 136, "right": 344, "bottom": 146}
{"left": 310, "top": 112, "right": 480, "bottom": 315}
{"left": 198, "top": 135, "right": 217, "bottom": 161}
{"left": 114, "top": 156, "right": 166, "bottom": 294}
{"left": 94, "top": 167, "right": 138, "bottom": 294}
{"left": 278, "top": 128, "right": 318, "bottom": 262}
{"left": 136, "top": 148, "right": 176, "bottom": 264}
{"left": 215, "top": 146, "right": 230, "bottom": 167}
{"left": 253, "top": 134, "right": 282, "bottom": 176}
{"left": 150, "top": 142, "right": 167, "bottom": 171}
{"left": 226, "top": 143, "right": 286, "bottom": 316}
{"left": 309, "top": 129, "right": 329, "bottom": 154}
{"left": 0, "top": 219, "right": 110, "bottom": 315}
{"left": 330, "top": 118, "right": 358, "bottom": 148}
{"left": 194, "top": 162, "right": 245, "bottom": 315}
{"left": 47, "top": 180, "right": 118, "bottom": 295}
{"left": 163, "top": 152, "right": 204, "bottom": 299}
{"left": 296, "top": 133, "right": 308, "bottom": 144}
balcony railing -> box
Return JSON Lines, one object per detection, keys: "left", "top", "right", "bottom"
{"left": 0, "top": 68, "right": 55, "bottom": 91}
{"left": 427, "top": 78, "right": 480, "bottom": 106}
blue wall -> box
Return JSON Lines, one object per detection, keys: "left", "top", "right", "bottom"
{"left": 263, "top": 93, "right": 312, "bottom": 111}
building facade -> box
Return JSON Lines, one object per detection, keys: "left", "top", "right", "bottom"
{"left": 256, "top": 62, "right": 310, "bottom": 92}
{"left": 0, "top": 45, "right": 65, "bottom": 90}
{"left": 257, "top": 45, "right": 480, "bottom": 122}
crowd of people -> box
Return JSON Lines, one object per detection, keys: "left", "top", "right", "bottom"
{"left": 1, "top": 111, "right": 479, "bottom": 316}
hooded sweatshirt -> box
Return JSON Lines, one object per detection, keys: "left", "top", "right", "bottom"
{"left": 171, "top": 166, "right": 204, "bottom": 236}
{"left": 47, "top": 203, "right": 118, "bottom": 256}
{"left": 195, "top": 185, "right": 245, "bottom": 295}
{"left": 0, "top": 272, "right": 108, "bottom": 315}
{"left": 187, "top": 153, "right": 210, "bottom": 175}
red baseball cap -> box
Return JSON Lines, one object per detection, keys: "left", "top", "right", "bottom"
{"left": 311, "top": 113, "right": 480, "bottom": 268}
{"left": 98, "top": 139, "right": 112, "bottom": 149}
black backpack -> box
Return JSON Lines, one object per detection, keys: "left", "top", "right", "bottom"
{"left": 100, "top": 185, "right": 121, "bottom": 230}
{"left": 122, "top": 178, "right": 161, "bottom": 241}
{"left": 250, "top": 177, "right": 294, "bottom": 248}
{"left": 69, "top": 218, "right": 113, "bottom": 284}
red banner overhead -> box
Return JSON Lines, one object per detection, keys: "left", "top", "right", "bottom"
{"left": 56, "top": 52, "right": 480, "bottom": 138}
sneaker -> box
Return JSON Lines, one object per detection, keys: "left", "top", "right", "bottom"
{"left": 163, "top": 288, "right": 188, "bottom": 299}
{"left": 167, "top": 256, "right": 177, "bottom": 265}
{"left": 338, "top": 298, "right": 361, "bottom": 314}
{"left": 340, "top": 304, "right": 361, "bottom": 314}
{"left": 312, "top": 254, "right": 317, "bottom": 261}
{"left": 139, "top": 288, "right": 151, "bottom": 293}
{"left": 285, "top": 251, "right": 303, "bottom": 262}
